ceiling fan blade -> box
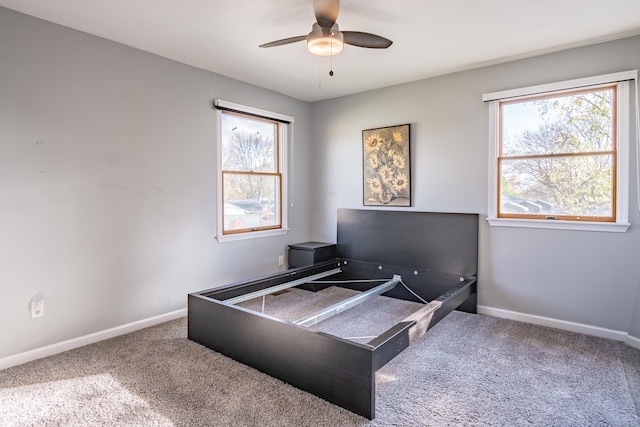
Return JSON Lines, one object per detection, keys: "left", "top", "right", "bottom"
{"left": 259, "top": 35, "right": 307, "bottom": 48}
{"left": 342, "top": 31, "right": 393, "bottom": 49}
{"left": 314, "top": 0, "right": 340, "bottom": 28}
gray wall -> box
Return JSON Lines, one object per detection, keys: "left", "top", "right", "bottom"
{"left": 310, "top": 36, "right": 640, "bottom": 339}
{"left": 631, "top": 285, "right": 640, "bottom": 338}
{"left": 0, "top": 7, "right": 313, "bottom": 359}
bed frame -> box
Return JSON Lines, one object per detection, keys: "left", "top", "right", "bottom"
{"left": 188, "top": 209, "right": 478, "bottom": 419}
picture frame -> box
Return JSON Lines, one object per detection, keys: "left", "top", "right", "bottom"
{"left": 362, "top": 124, "right": 411, "bottom": 206}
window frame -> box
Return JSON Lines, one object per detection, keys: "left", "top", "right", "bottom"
{"left": 483, "top": 71, "right": 635, "bottom": 233}
{"left": 214, "top": 100, "right": 292, "bottom": 242}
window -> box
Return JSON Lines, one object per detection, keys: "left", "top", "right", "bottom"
{"left": 215, "top": 100, "right": 292, "bottom": 242}
{"left": 483, "top": 71, "right": 635, "bottom": 232}
{"left": 500, "top": 85, "right": 617, "bottom": 221}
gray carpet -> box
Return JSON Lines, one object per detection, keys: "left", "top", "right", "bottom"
{"left": 1, "top": 286, "right": 639, "bottom": 426}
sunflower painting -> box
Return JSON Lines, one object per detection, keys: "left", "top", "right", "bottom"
{"left": 362, "top": 124, "right": 411, "bottom": 206}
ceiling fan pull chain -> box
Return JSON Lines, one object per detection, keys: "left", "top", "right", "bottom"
{"left": 329, "top": 31, "right": 335, "bottom": 77}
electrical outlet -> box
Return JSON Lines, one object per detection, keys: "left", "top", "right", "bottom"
{"left": 278, "top": 255, "right": 284, "bottom": 266}
{"left": 31, "top": 300, "right": 44, "bottom": 319}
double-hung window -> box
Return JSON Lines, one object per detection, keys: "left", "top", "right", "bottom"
{"left": 483, "top": 71, "right": 635, "bottom": 232}
{"left": 215, "top": 100, "right": 292, "bottom": 242}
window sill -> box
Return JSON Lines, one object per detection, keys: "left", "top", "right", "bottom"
{"left": 486, "top": 218, "right": 630, "bottom": 233}
{"left": 216, "top": 227, "right": 289, "bottom": 243}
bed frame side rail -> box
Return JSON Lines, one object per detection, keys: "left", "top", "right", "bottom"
{"left": 188, "top": 292, "right": 378, "bottom": 419}
{"left": 368, "top": 277, "right": 477, "bottom": 371}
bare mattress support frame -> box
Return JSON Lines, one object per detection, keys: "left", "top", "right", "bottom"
{"left": 188, "top": 209, "right": 479, "bottom": 419}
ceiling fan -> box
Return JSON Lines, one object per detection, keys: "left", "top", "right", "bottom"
{"left": 259, "top": 0, "right": 393, "bottom": 57}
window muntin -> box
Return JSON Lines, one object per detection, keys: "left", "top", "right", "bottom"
{"left": 497, "top": 85, "right": 617, "bottom": 222}
{"left": 220, "top": 111, "right": 282, "bottom": 235}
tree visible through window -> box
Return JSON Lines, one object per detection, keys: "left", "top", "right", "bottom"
{"left": 221, "top": 111, "right": 281, "bottom": 234}
{"left": 499, "top": 85, "right": 617, "bottom": 221}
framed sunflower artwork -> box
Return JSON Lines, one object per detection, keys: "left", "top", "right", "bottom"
{"left": 362, "top": 124, "right": 411, "bottom": 206}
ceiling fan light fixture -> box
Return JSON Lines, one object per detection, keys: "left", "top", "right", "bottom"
{"left": 307, "top": 23, "right": 344, "bottom": 56}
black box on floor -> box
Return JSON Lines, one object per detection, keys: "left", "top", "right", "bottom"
{"left": 288, "top": 242, "right": 336, "bottom": 268}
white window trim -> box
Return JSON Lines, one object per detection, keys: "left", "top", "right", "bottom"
{"left": 214, "top": 100, "right": 292, "bottom": 243}
{"left": 484, "top": 72, "right": 636, "bottom": 233}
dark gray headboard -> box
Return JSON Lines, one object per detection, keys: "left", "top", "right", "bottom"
{"left": 336, "top": 209, "right": 479, "bottom": 277}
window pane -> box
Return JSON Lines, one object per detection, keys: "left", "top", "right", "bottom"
{"left": 500, "top": 154, "right": 613, "bottom": 217}
{"left": 223, "top": 173, "right": 280, "bottom": 231}
{"left": 502, "top": 88, "right": 614, "bottom": 157}
{"left": 221, "top": 113, "right": 277, "bottom": 172}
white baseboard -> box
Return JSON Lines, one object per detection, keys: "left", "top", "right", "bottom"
{"left": 477, "top": 305, "right": 629, "bottom": 342}
{"left": 0, "top": 308, "right": 187, "bottom": 371}
{"left": 3, "top": 306, "right": 636, "bottom": 372}
{"left": 626, "top": 334, "right": 640, "bottom": 350}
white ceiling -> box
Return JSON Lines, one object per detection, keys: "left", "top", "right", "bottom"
{"left": 2, "top": 0, "right": 640, "bottom": 102}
